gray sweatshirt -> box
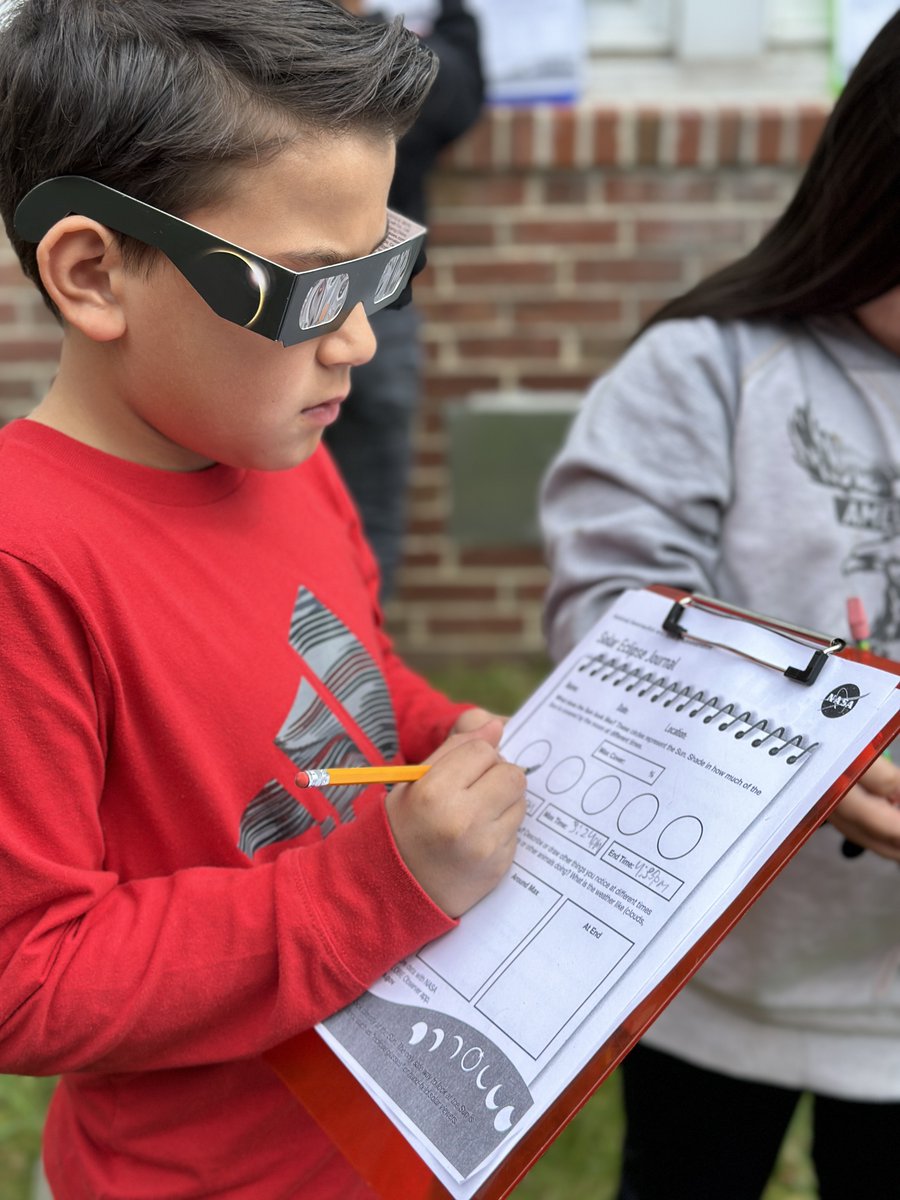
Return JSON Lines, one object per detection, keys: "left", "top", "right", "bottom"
{"left": 540, "top": 314, "right": 900, "bottom": 1098}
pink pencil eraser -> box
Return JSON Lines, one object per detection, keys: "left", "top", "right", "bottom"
{"left": 294, "top": 771, "right": 311, "bottom": 789}
{"left": 847, "top": 596, "right": 870, "bottom": 642}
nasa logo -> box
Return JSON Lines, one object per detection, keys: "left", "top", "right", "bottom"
{"left": 821, "top": 683, "right": 862, "bottom": 719}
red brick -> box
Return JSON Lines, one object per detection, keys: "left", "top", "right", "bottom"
{"left": 406, "top": 516, "right": 448, "bottom": 537}
{"left": 23, "top": 299, "right": 59, "bottom": 327}
{"left": 593, "top": 109, "right": 618, "bottom": 166}
{"left": 458, "top": 116, "right": 494, "bottom": 170}
{"left": 574, "top": 258, "right": 684, "bottom": 284}
{"left": 512, "top": 220, "right": 618, "bottom": 245}
{"left": 428, "top": 616, "right": 525, "bottom": 636}
{"left": 0, "top": 262, "right": 29, "bottom": 285}
{"left": 0, "top": 339, "right": 61, "bottom": 362}
{"left": 636, "top": 109, "right": 662, "bottom": 166}
{"left": 543, "top": 175, "right": 591, "bottom": 205}
{"left": 519, "top": 373, "right": 599, "bottom": 392}
{"left": 397, "top": 550, "right": 443, "bottom": 569}
{"left": 636, "top": 296, "right": 679, "bottom": 324}
{"left": 514, "top": 299, "right": 623, "bottom": 324}
{"left": 798, "top": 104, "right": 828, "bottom": 162}
{"left": 453, "top": 262, "right": 556, "bottom": 288}
{"left": 401, "top": 585, "right": 499, "bottom": 603}
{"left": 423, "top": 376, "right": 498, "bottom": 401}
{"left": 428, "top": 222, "right": 497, "bottom": 247}
{"left": 409, "top": 264, "right": 436, "bottom": 295}
{"left": 411, "top": 450, "right": 446, "bottom": 471}
{"left": 457, "top": 335, "right": 561, "bottom": 359}
{"left": 517, "top": 580, "right": 552, "bottom": 602}
{"left": 438, "top": 122, "right": 477, "bottom": 168}
{"left": 434, "top": 176, "right": 527, "bottom": 207}
{"left": 756, "top": 108, "right": 782, "bottom": 165}
{"left": 511, "top": 109, "right": 535, "bottom": 169}
{"left": 726, "top": 177, "right": 789, "bottom": 203}
{"left": 717, "top": 109, "right": 742, "bottom": 165}
{"left": 552, "top": 108, "right": 578, "bottom": 169}
{"left": 676, "top": 111, "right": 702, "bottom": 166}
{"left": 635, "top": 219, "right": 746, "bottom": 249}
{"left": 0, "top": 379, "right": 35, "bottom": 398}
{"left": 604, "top": 176, "right": 717, "bottom": 204}
{"left": 422, "top": 301, "right": 499, "bottom": 324}
{"left": 460, "top": 546, "right": 545, "bottom": 568}
{"left": 407, "top": 482, "right": 444, "bottom": 505}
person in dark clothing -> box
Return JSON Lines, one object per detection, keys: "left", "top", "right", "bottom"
{"left": 328, "top": 0, "right": 484, "bottom": 599}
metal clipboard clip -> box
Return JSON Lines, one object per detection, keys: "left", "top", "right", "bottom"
{"left": 662, "top": 594, "right": 846, "bottom": 686}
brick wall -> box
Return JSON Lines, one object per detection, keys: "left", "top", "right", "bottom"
{"left": 0, "top": 102, "right": 831, "bottom": 662}
{"left": 391, "top": 102, "right": 830, "bottom": 662}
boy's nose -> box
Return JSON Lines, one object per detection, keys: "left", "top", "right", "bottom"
{"left": 318, "top": 302, "right": 376, "bottom": 368}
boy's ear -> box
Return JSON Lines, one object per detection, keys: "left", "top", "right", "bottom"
{"left": 35, "top": 215, "right": 128, "bottom": 342}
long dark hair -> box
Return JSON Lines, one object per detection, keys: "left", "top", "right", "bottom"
{"left": 645, "top": 9, "right": 900, "bottom": 329}
{"left": 0, "top": 0, "right": 437, "bottom": 307}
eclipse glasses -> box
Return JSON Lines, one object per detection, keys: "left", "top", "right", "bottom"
{"left": 14, "top": 175, "right": 427, "bottom": 347}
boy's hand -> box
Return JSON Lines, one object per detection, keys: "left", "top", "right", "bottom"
{"left": 828, "top": 754, "right": 900, "bottom": 861}
{"left": 452, "top": 706, "right": 507, "bottom": 734}
{"left": 386, "top": 718, "right": 527, "bottom": 918}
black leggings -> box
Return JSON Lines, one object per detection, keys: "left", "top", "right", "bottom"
{"left": 616, "top": 1043, "right": 900, "bottom": 1200}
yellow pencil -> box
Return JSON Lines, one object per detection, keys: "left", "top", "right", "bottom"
{"left": 294, "top": 764, "right": 431, "bottom": 789}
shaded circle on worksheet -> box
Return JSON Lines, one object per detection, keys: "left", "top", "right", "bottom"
{"left": 657, "top": 815, "right": 704, "bottom": 859}
{"left": 515, "top": 739, "right": 551, "bottom": 776}
{"left": 617, "top": 792, "right": 659, "bottom": 835}
{"left": 546, "top": 755, "right": 586, "bottom": 794}
{"left": 581, "top": 775, "right": 621, "bottom": 814}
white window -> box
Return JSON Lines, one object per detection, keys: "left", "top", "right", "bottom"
{"left": 587, "top": 0, "right": 672, "bottom": 53}
{"left": 587, "top": 0, "right": 830, "bottom": 57}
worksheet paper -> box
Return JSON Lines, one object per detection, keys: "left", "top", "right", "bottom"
{"left": 319, "top": 589, "right": 900, "bottom": 1197}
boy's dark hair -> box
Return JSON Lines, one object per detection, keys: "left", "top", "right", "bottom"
{"left": 0, "top": 0, "right": 437, "bottom": 308}
{"left": 642, "top": 8, "right": 900, "bottom": 330}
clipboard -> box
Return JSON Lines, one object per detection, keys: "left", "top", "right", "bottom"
{"left": 265, "top": 585, "right": 900, "bottom": 1200}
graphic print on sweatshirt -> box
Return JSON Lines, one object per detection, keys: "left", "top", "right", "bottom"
{"left": 791, "top": 403, "right": 900, "bottom": 648}
{"left": 238, "top": 587, "right": 399, "bottom": 857}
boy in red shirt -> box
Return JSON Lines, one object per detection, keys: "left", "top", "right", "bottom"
{"left": 0, "top": 2, "right": 526, "bottom": 1196}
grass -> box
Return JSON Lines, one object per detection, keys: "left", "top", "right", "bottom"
{"left": 0, "top": 657, "right": 817, "bottom": 1198}
{"left": 0, "top": 1071, "right": 815, "bottom": 1199}
{"left": 0, "top": 1074, "right": 55, "bottom": 1200}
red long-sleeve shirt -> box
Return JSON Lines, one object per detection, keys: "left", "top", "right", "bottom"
{"left": 0, "top": 420, "right": 463, "bottom": 1198}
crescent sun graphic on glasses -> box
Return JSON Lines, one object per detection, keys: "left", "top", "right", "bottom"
{"left": 14, "top": 175, "right": 427, "bottom": 347}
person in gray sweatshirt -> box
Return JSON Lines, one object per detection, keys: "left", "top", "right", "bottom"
{"left": 540, "top": 12, "right": 900, "bottom": 1200}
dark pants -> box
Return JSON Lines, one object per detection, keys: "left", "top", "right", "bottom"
{"left": 324, "top": 305, "right": 422, "bottom": 601}
{"left": 616, "top": 1042, "right": 900, "bottom": 1200}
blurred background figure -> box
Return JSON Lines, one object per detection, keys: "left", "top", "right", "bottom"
{"left": 329, "top": 0, "right": 484, "bottom": 600}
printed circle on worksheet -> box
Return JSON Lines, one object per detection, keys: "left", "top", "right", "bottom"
{"left": 515, "top": 739, "right": 552, "bottom": 776}
{"left": 657, "top": 815, "right": 704, "bottom": 860}
{"left": 546, "top": 756, "right": 586, "bottom": 794}
{"left": 617, "top": 792, "right": 659, "bottom": 835}
{"left": 581, "top": 775, "right": 621, "bottom": 814}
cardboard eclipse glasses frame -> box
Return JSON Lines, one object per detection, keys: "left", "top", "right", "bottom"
{"left": 14, "top": 175, "right": 427, "bottom": 347}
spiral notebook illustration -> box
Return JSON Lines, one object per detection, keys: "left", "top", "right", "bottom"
{"left": 266, "top": 586, "right": 900, "bottom": 1200}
